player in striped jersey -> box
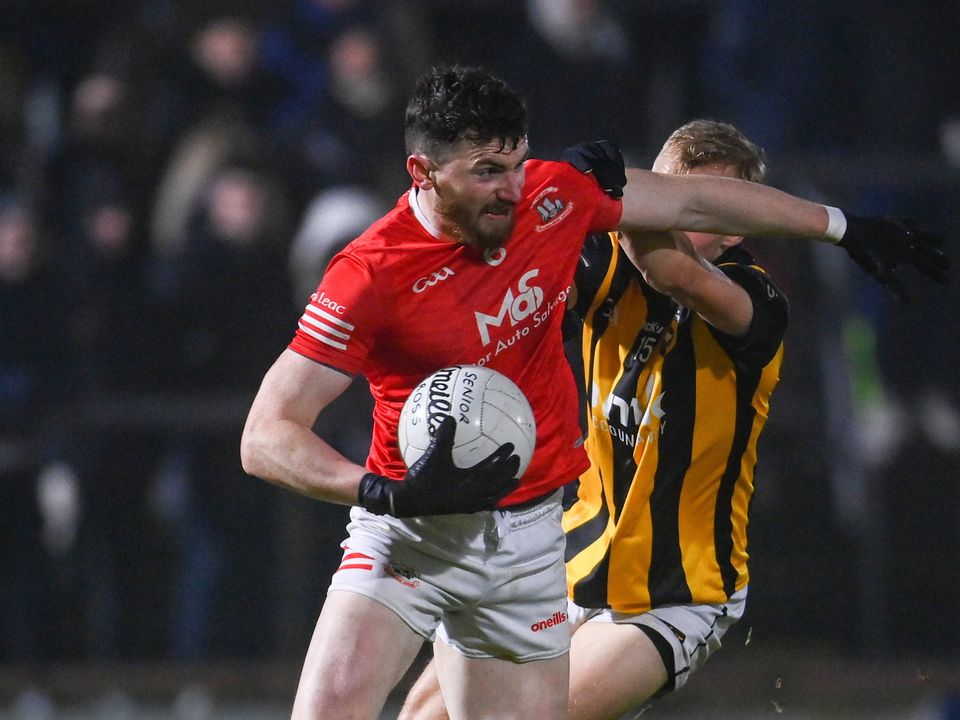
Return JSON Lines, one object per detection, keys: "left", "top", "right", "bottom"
{"left": 562, "top": 120, "right": 784, "bottom": 719}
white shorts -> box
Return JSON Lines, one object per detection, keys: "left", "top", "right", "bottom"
{"left": 567, "top": 587, "right": 747, "bottom": 694}
{"left": 329, "top": 490, "right": 568, "bottom": 662}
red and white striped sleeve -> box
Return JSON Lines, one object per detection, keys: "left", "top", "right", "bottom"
{"left": 288, "top": 251, "right": 378, "bottom": 377}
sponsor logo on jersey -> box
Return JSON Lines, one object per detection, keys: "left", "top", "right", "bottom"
{"left": 475, "top": 269, "right": 544, "bottom": 346}
{"left": 473, "top": 283, "right": 571, "bottom": 366}
{"left": 412, "top": 266, "right": 455, "bottom": 293}
{"left": 530, "top": 610, "right": 567, "bottom": 632}
{"left": 601, "top": 392, "right": 643, "bottom": 428}
{"left": 299, "top": 292, "right": 355, "bottom": 350}
{"left": 591, "top": 374, "right": 665, "bottom": 449}
{"left": 530, "top": 186, "right": 574, "bottom": 232}
{"left": 312, "top": 290, "right": 346, "bottom": 314}
{"left": 596, "top": 390, "right": 665, "bottom": 448}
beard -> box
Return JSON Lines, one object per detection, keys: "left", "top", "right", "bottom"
{"left": 435, "top": 186, "right": 515, "bottom": 253}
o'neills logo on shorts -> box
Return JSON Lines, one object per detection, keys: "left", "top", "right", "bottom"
{"left": 530, "top": 611, "right": 567, "bottom": 632}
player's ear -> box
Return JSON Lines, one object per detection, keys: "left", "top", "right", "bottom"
{"left": 407, "top": 154, "right": 437, "bottom": 190}
{"left": 722, "top": 235, "right": 744, "bottom": 250}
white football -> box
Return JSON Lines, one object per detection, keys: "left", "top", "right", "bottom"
{"left": 398, "top": 365, "right": 536, "bottom": 478}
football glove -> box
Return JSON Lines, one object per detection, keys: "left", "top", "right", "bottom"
{"left": 838, "top": 215, "right": 951, "bottom": 302}
{"left": 358, "top": 416, "right": 519, "bottom": 517}
{"left": 561, "top": 140, "right": 627, "bottom": 199}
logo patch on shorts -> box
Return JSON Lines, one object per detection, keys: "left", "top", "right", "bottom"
{"left": 385, "top": 562, "right": 420, "bottom": 588}
{"left": 530, "top": 610, "right": 567, "bottom": 632}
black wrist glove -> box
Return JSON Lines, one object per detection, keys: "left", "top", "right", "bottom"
{"left": 561, "top": 140, "right": 627, "bottom": 199}
{"left": 358, "top": 416, "right": 520, "bottom": 517}
{"left": 838, "top": 215, "right": 951, "bottom": 302}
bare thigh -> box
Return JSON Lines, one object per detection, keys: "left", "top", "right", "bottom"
{"left": 291, "top": 590, "right": 425, "bottom": 720}
{"left": 434, "top": 639, "right": 569, "bottom": 720}
{"left": 567, "top": 622, "right": 667, "bottom": 720}
{"left": 400, "top": 624, "right": 665, "bottom": 720}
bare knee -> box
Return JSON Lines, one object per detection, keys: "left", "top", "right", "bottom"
{"left": 438, "top": 646, "right": 568, "bottom": 720}
{"left": 293, "top": 660, "right": 388, "bottom": 719}
{"left": 293, "top": 592, "right": 424, "bottom": 719}
{"left": 399, "top": 658, "right": 449, "bottom": 720}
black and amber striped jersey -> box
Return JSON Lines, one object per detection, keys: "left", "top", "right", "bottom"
{"left": 563, "top": 231, "right": 788, "bottom": 612}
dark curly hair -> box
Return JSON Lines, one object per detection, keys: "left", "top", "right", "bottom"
{"left": 404, "top": 65, "right": 528, "bottom": 162}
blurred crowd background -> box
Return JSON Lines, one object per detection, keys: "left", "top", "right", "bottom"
{"left": 1, "top": 0, "right": 959, "bottom": 696}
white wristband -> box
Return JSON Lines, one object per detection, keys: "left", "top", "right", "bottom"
{"left": 823, "top": 205, "right": 847, "bottom": 244}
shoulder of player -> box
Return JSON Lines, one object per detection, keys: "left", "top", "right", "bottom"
{"left": 522, "top": 157, "right": 600, "bottom": 198}
{"left": 712, "top": 246, "right": 790, "bottom": 342}
{"left": 715, "top": 246, "right": 780, "bottom": 288}
{"left": 335, "top": 197, "right": 420, "bottom": 258}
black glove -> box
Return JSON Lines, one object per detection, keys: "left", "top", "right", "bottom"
{"left": 561, "top": 140, "right": 627, "bottom": 199}
{"left": 838, "top": 215, "right": 951, "bottom": 302}
{"left": 358, "top": 416, "right": 520, "bottom": 517}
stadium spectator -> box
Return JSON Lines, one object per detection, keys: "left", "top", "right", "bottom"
{"left": 0, "top": 198, "right": 75, "bottom": 660}
{"left": 64, "top": 176, "right": 167, "bottom": 659}
{"left": 148, "top": 13, "right": 289, "bottom": 257}
{"left": 150, "top": 163, "right": 296, "bottom": 659}
{"left": 287, "top": 24, "right": 410, "bottom": 200}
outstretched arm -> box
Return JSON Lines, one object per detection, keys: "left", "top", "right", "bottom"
{"left": 619, "top": 167, "right": 829, "bottom": 238}
{"left": 563, "top": 141, "right": 951, "bottom": 302}
{"left": 619, "top": 169, "right": 950, "bottom": 302}
{"left": 561, "top": 139, "right": 828, "bottom": 237}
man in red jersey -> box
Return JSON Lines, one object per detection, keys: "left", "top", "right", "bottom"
{"left": 241, "top": 66, "right": 948, "bottom": 720}
{"left": 400, "top": 120, "right": 783, "bottom": 720}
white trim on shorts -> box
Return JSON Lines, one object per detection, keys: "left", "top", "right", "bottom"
{"left": 329, "top": 490, "right": 569, "bottom": 662}
{"left": 567, "top": 586, "right": 748, "bottom": 693}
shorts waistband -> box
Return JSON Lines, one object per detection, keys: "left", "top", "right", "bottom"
{"left": 502, "top": 488, "right": 559, "bottom": 513}
{"left": 496, "top": 489, "right": 562, "bottom": 533}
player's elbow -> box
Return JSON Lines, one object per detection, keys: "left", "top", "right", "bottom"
{"left": 239, "top": 436, "right": 255, "bottom": 477}
{"left": 642, "top": 260, "right": 699, "bottom": 302}
{"left": 239, "top": 421, "right": 268, "bottom": 478}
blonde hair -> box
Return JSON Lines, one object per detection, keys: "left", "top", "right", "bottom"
{"left": 657, "top": 119, "right": 767, "bottom": 182}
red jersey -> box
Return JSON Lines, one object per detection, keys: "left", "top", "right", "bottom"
{"left": 289, "top": 159, "right": 622, "bottom": 505}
